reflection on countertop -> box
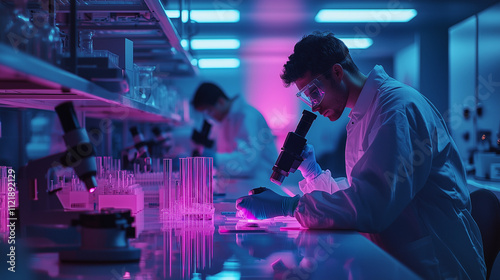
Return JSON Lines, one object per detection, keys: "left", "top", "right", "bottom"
{"left": 27, "top": 202, "right": 421, "bottom": 280}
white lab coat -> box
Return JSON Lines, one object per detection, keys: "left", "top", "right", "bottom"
{"left": 295, "top": 66, "right": 486, "bottom": 280}
{"left": 212, "top": 96, "right": 278, "bottom": 184}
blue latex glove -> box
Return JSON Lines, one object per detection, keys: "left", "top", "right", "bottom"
{"left": 235, "top": 187, "right": 300, "bottom": 220}
{"left": 297, "top": 144, "right": 322, "bottom": 180}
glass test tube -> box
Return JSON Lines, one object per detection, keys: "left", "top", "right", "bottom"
{"left": 179, "top": 157, "right": 193, "bottom": 214}
{"left": 193, "top": 157, "right": 213, "bottom": 207}
{"left": 95, "top": 157, "right": 102, "bottom": 179}
{"left": 162, "top": 158, "right": 172, "bottom": 215}
{"left": 120, "top": 170, "right": 128, "bottom": 192}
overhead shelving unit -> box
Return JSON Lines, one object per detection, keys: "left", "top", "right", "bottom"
{"left": 0, "top": 0, "right": 196, "bottom": 122}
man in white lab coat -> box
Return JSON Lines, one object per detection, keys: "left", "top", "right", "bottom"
{"left": 235, "top": 32, "right": 486, "bottom": 279}
{"left": 191, "top": 82, "right": 278, "bottom": 197}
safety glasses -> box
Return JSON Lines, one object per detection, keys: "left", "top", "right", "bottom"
{"left": 296, "top": 75, "right": 326, "bottom": 109}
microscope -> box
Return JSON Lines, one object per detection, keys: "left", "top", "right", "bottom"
{"left": 191, "top": 119, "right": 214, "bottom": 157}
{"left": 19, "top": 101, "right": 98, "bottom": 231}
{"left": 151, "top": 126, "right": 173, "bottom": 157}
{"left": 270, "top": 110, "right": 317, "bottom": 185}
{"left": 121, "top": 126, "right": 152, "bottom": 172}
{"left": 19, "top": 102, "right": 140, "bottom": 262}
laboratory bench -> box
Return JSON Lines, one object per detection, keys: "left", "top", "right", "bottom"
{"left": 17, "top": 201, "right": 422, "bottom": 280}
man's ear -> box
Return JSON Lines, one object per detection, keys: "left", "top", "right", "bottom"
{"left": 216, "top": 96, "right": 227, "bottom": 107}
{"left": 331, "top": 64, "right": 344, "bottom": 82}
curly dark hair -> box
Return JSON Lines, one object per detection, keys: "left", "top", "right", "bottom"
{"left": 280, "top": 31, "right": 359, "bottom": 87}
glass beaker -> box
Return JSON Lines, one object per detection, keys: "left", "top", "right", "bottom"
{"left": 134, "top": 65, "right": 156, "bottom": 103}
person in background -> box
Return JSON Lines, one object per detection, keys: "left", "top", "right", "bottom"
{"left": 191, "top": 82, "right": 278, "bottom": 196}
{"left": 235, "top": 31, "right": 486, "bottom": 279}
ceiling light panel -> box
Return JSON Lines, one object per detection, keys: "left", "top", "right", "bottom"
{"left": 315, "top": 9, "right": 417, "bottom": 23}
{"left": 165, "top": 10, "right": 240, "bottom": 23}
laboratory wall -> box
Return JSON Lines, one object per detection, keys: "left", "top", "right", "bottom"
{"left": 449, "top": 16, "right": 477, "bottom": 169}
{"left": 419, "top": 26, "right": 450, "bottom": 117}
{"left": 477, "top": 3, "right": 500, "bottom": 151}
{"left": 449, "top": 1, "right": 500, "bottom": 171}
{"left": 394, "top": 39, "right": 420, "bottom": 91}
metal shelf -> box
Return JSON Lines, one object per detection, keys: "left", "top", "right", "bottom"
{"left": 0, "top": 43, "right": 182, "bottom": 123}
{"left": 0, "top": 0, "right": 195, "bottom": 122}
{"left": 54, "top": 0, "right": 198, "bottom": 77}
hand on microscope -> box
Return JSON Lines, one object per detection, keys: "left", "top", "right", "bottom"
{"left": 236, "top": 187, "right": 300, "bottom": 220}
{"left": 297, "top": 144, "right": 322, "bottom": 181}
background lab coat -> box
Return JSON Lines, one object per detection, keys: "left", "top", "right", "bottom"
{"left": 211, "top": 96, "right": 278, "bottom": 185}
{"left": 295, "top": 66, "right": 486, "bottom": 280}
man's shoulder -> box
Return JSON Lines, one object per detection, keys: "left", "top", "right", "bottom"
{"left": 377, "top": 78, "right": 426, "bottom": 110}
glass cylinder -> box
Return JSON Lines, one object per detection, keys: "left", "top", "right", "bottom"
{"left": 161, "top": 158, "right": 172, "bottom": 214}
{"left": 180, "top": 157, "right": 214, "bottom": 220}
{"left": 193, "top": 157, "right": 213, "bottom": 206}
{"left": 179, "top": 157, "right": 193, "bottom": 213}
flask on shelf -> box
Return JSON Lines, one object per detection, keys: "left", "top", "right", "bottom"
{"left": 30, "top": 11, "right": 62, "bottom": 65}
{"left": 3, "top": 0, "right": 35, "bottom": 53}
{"left": 79, "top": 30, "right": 94, "bottom": 56}
{"left": 133, "top": 65, "right": 156, "bottom": 103}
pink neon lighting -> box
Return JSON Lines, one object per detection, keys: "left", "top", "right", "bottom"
{"left": 89, "top": 188, "right": 96, "bottom": 193}
{"left": 250, "top": 0, "right": 306, "bottom": 26}
{"left": 243, "top": 38, "right": 301, "bottom": 151}
{"left": 281, "top": 186, "right": 295, "bottom": 197}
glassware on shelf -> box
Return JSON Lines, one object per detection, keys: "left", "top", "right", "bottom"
{"left": 30, "top": 12, "right": 63, "bottom": 65}
{"left": 3, "top": 0, "right": 35, "bottom": 53}
{"left": 155, "top": 82, "right": 176, "bottom": 115}
{"left": 79, "top": 30, "right": 94, "bottom": 55}
{"left": 166, "top": 85, "right": 179, "bottom": 115}
{"left": 133, "top": 65, "right": 156, "bottom": 103}
{"left": 92, "top": 50, "right": 120, "bottom": 68}
{"left": 145, "top": 77, "right": 161, "bottom": 108}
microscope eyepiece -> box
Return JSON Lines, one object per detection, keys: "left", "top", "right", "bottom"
{"left": 295, "top": 110, "right": 317, "bottom": 137}
{"left": 55, "top": 101, "right": 80, "bottom": 132}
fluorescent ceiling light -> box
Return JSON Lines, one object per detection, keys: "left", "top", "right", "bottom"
{"left": 180, "top": 39, "right": 240, "bottom": 50}
{"left": 198, "top": 58, "right": 240, "bottom": 69}
{"left": 165, "top": 10, "right": 240, "bottom": 23}
{"left": 315, "top": 9, "right": 417, "bottom": 23}
{"left": 338, "top": 38, "right": 373, "bottom": 49}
